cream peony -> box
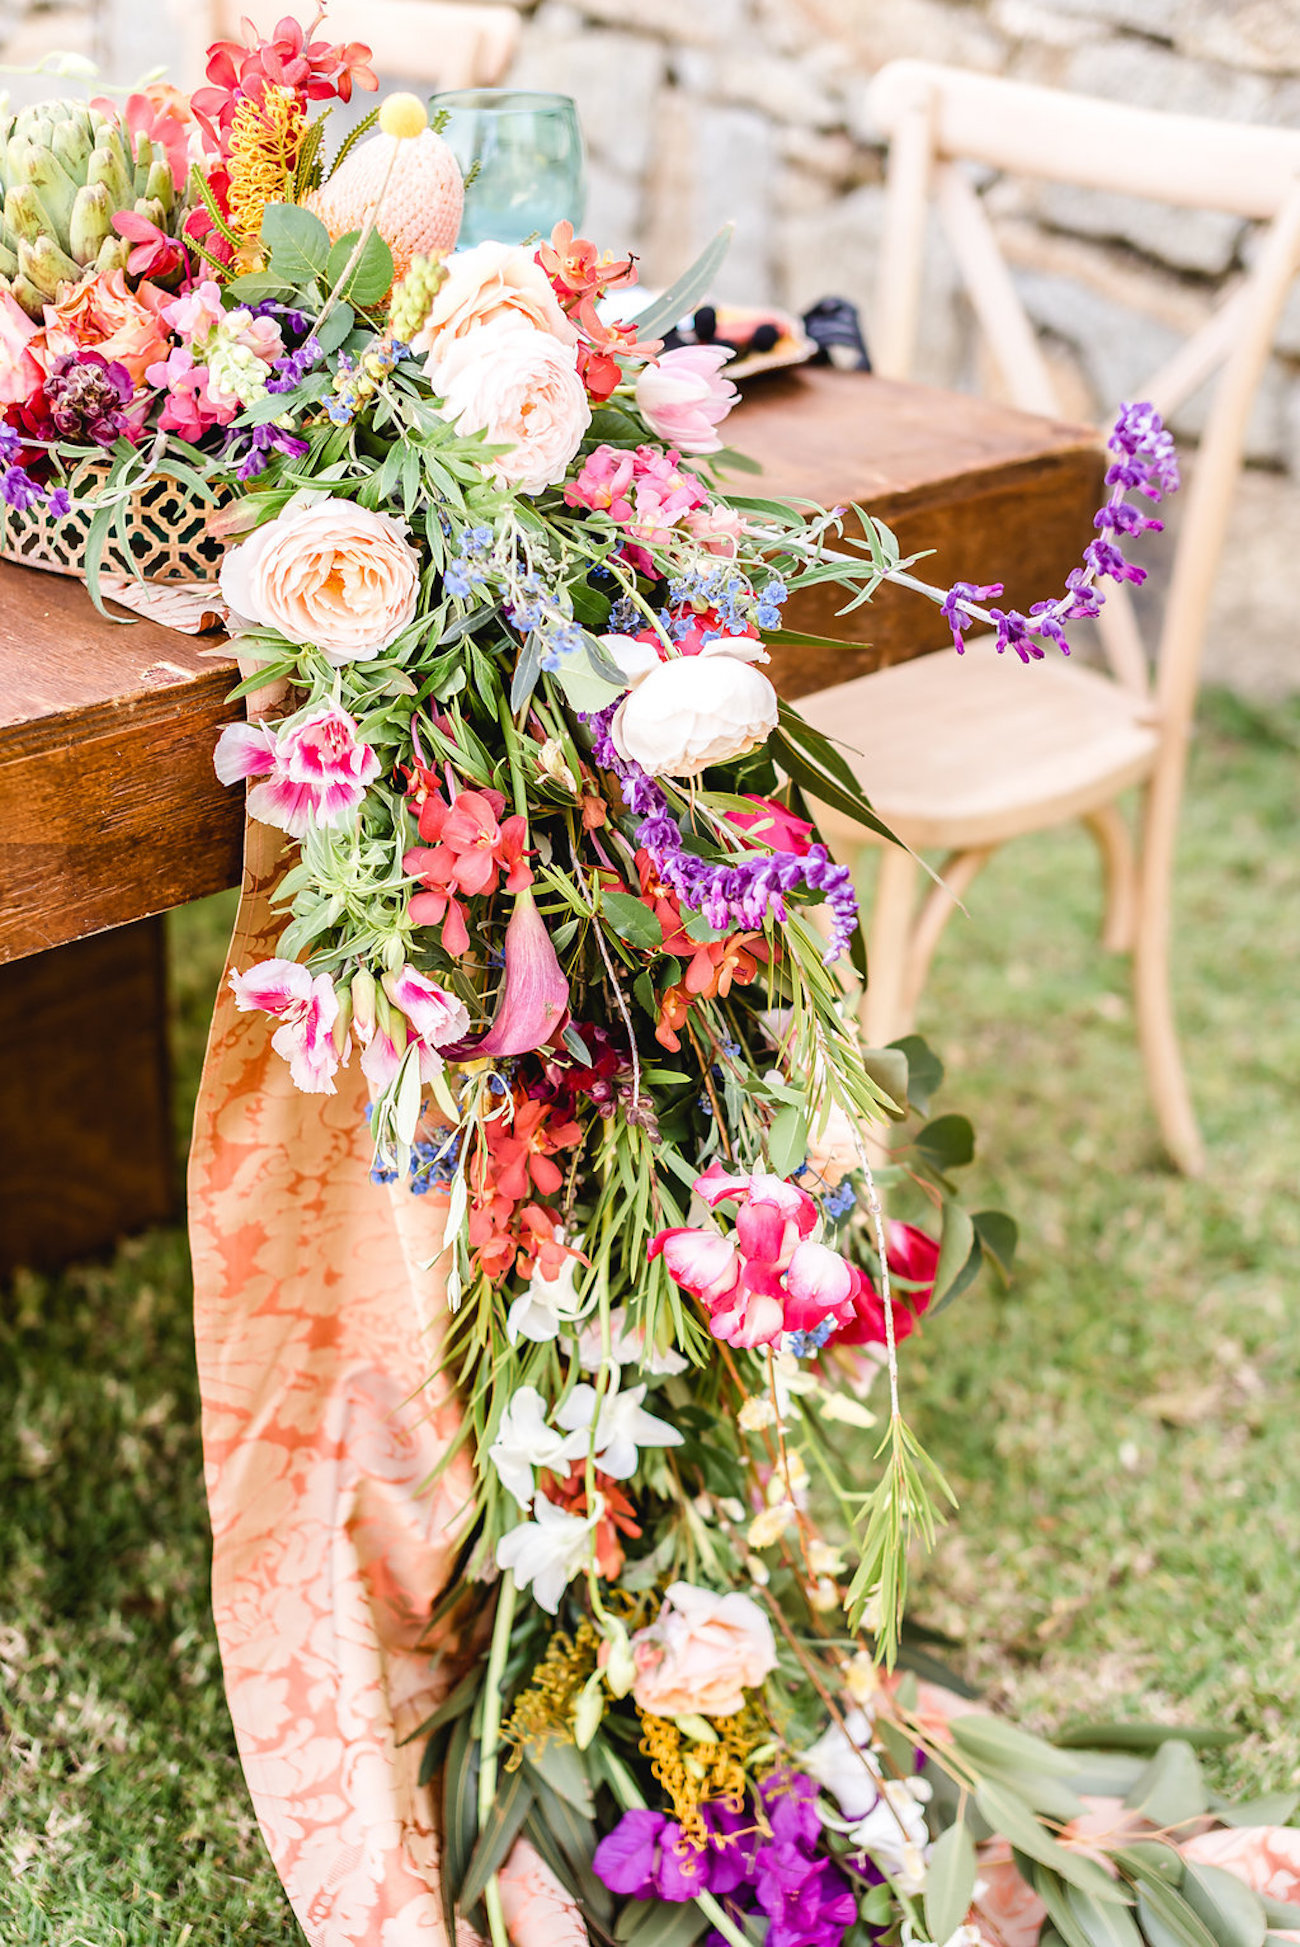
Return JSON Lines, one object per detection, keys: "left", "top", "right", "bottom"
{"left": 414, "top": 240, "right": 577, "bottom": 379}
{"left": 631, "top": 1580, "right": 777, "bottom": 1719}
{"left": 436, "top": 318, "right": 591, "bottom": 496}
{"left": 219, "top": 496, "right": 421, "bottom": 666}
{"left": 612, "top": 651, "right": 779, "bottom": 776}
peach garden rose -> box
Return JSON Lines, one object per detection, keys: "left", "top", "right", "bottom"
{"left": 630, "top": 1580, "right": 777, "bottom": 1719}
{"left": 413, "top": 240, "right": 577, "bottom": 380}
{"left": 43, "top": 267, "right": 171, "bottom": 386}
{"left": 436, "top": 317, "right": 591, "bottom": 496}
{"left": 219, "top": 496, "right": 421, "bottom": 665}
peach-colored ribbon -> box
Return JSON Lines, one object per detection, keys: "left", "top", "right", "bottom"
{"left": 188, "top": 815, "right": 586, "bottom": 1946}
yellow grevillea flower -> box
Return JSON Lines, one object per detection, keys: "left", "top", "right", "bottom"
{"left": 227, "top": 84, "right": 306, "bottom": 240}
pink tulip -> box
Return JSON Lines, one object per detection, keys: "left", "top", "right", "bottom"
{"left": 214, "top": 704, "right": 381, "bottom": 838}
{"left": 635, "top": 346, "right": 739, "bottom": 456}
{"left": 649, "top": 1228, "right": 741, "bottom": 1307}
{"left": 444, "top": 888, "right": 570, "bottom": 1061}
{"left": 229, "top": 958, "right": 343, "bottom": 1094}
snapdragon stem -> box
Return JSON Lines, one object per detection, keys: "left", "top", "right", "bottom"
{"left": 478, "top": 1569, "right": 517, "bottom": 1947}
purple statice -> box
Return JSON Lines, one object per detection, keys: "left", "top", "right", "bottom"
{"left": 935, "top": 399, "right": 1179, "bottom": 664}
{"left": 227, "top": 421, "right": 311, "bottom": 480}
{"left": 43, "top": 352, "right": 134, "bottom": 447}
{"left": 587, "top": 707, "right": 858, "bottom": 966}
{"left": 266, "top": 334, "right": 325, "bottom": 395}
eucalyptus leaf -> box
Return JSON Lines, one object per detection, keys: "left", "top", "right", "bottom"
{"left": 1181, "top": 1864, "right": 1267, "bottom": 1947}
{"left": 916, "top": 1113, "right": 976, "bottom": 1173}
{"left": 929, "top": 1199, "right": 977, "bottom": 1311}
{"left": 859, "top": 1046, "right": 908, "bottom": 1117}
{"left": 974, "top": 1782, "right": 1133, "bottom": 1905}
{"left": 602, "top": 890, "right": 663, "bottom": 951}
{"left": 951, "top": 1714, "right": 1083, "bottom": 1779}
{"left": 326, "top": 227, "right": 395, "bottom": 307}
{"left": 768, "top": 1102, "right": 808, "bottom": 1178}
{"left": 632, "top": 224, "right": 735, "bottom": 341}
{"left": 261, "top": 201, "right": 331, "bottom": 282}
{"left": 925, "top": 1819, "right": 978, "bottom": 1946}
{"left": 1124, "top": 1741, "right": 1208, "bottom": 1828}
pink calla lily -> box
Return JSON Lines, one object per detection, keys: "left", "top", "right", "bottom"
{"left": 444, "top": 888, "right": 570, "bottom": 1061}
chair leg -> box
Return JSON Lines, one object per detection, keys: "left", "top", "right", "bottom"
{"left": 903, "top": 847, "right": 994, "bottom": 1024}
{"left": 1133, "top": 770, "right": 1205, "bottom": 1176}
{"left": 861, "top": 844, "right": 921, "bottom": 1049}
{"left": 1084, "top": 803, "right": 1138, "bottom": 954}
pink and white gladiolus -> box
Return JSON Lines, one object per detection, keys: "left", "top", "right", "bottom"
{"left": 229, "top": 959, "right": 344, "bottom": 1094}
{"left": 214, "top": 704, "right": 381, "bottom": 838}
{"left": 357, "top": 964, "right": 470, "bottom": 1089}
{"left": 635, "top": 346, "right": 739, "bottom": 456}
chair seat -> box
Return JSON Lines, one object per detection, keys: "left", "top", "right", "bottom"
{"left": 795, "top": 639, "right": 1161, "bottom": 851}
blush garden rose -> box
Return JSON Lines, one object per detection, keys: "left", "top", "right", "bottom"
{"left": 219, "top": 496, "right": 421, "bottom": 664}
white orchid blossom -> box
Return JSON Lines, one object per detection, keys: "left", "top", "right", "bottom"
{"left": 487, "top": 1385, "right": 577, "bottom": 1509}
{"left": 577, "top": 1304, "right": 688, "bottom": 1376}
{"left": 555, "top": 1380, "right": 683, "bottom": 1479}
{"left": 505, "top": 1250, "right": 589, "bottom": 1345}
{"left": 495, "top": 1497, "right": 599, "bottom": 1613}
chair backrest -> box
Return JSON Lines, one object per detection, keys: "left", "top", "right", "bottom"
{"left": 865, "top": 59, "right": 1300, "bottom": 730}
{"left": 204, "top": 1, "right": 520, "bottom": 91}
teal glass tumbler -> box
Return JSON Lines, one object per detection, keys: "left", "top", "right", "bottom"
{"left": 431, "top": 90, "right": 586, "bottom": 250}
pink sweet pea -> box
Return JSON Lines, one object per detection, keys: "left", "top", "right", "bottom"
{"left": 725, "top": 795, "right": 815, "bottom": 856}
{"left": 163, "top": 280, "right": 226, "bottom": 342}
{"left": 214, "top": 704, "right": 381, "bottom": 838}
{"left": 830, "top": 1221, "right": 939, "bottom": 1348}
{"left": 782, "top": 1239, "right": 860, "bottom": 1333}
{"left": 694, "top": 1163, "right": 818, "bottom": 1271}
{"left": 148, "top": 346, "right": 231, "bottom": 438}
{"left": 648, "top": 1229, "right": 741, "bottom": 1307}
{"left": 635, "top": 345, "right": 739, "bottom": 456}
{"left": 229, "top": 958, "right": 343, "bottom": 1093}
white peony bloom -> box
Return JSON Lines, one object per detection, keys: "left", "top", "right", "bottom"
{"left": 611, "top": 652, "right": 779, "bottom": 777}
{"left": 506, "top": 1252, "right": 588, "bottom": 1345}
{"left": 487, "top": 1385, "right": 576, "bottom": 1509}
{"left": 555, "top": 1380, "right": 683, "bottom": 1479}
{"left": 496, "top": 1498, "right": 598, "bottom": 1613}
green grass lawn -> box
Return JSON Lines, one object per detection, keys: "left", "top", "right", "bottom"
{"left": 2, "top": 692, "right": 1297, "bottom": 1940}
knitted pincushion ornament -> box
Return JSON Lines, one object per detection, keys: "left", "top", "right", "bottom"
{"left": 309, "top": 127, "right": 463, "bottom": 281}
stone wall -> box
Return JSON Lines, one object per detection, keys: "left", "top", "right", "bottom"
{"left": 502, "top": 0, "right": 1300, "bottom": 695}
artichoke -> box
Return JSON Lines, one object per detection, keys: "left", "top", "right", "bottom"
{"left": 0, "top": 99, "right": 183, "bottom": 317}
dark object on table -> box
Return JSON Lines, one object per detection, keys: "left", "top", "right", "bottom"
{"left": 802, "top": 296, "right": 872, "bottom": 371}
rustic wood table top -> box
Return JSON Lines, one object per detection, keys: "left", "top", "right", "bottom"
{"left": 0, "top": 369, "right": 1103, "bottom": 966}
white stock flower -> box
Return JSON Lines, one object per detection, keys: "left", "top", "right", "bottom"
{"left": 496, "top": 1497, "right": 598, "bottom": 1614}
{"left": 506, "top": 1252, "right": 588, "bottom": 1345}
{"left": 555, "top": 1380, "right": 683, "bottom": 1479}
{"left": 487, "top": 1386, "right": 575, "bottom": 1509}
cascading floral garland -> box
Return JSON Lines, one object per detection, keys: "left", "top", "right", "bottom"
{"left": 8, "top": 18, "right": 1276, "bottom": 1947}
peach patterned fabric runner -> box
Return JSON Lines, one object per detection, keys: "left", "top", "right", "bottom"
{"left": 188, "top": 817, "right": 586, "bottom": 1945}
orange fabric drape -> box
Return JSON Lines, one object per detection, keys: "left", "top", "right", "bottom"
{"left": 188, "top": 818, "right": 584, "bottom": 1945}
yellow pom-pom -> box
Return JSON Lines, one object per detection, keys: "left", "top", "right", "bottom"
{"left": 379, "top": 93, "right": 429, "bottom": 141}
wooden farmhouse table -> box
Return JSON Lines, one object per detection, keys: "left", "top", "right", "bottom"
{"left": 0, "top": 369, "right": 1103, "bottom": 1274}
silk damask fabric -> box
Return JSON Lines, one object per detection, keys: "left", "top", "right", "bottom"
{"left": 188, "top": 814, "right": 586, "bottom": 1946}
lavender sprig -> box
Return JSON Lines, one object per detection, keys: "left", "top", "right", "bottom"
{"left": 588, "top": 706, "right": 859, "bottom": 965}
{"left": 939, "top": 400, "right": 1179, "bottom": 662}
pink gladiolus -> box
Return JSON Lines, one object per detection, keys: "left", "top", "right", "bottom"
{"left": 694, "top": 1163, "right": 818, "bottom": 1271}
{"left": 445, "top": 887, "right": 570, "bottom": 1061}
{"left": 648, "top": 1228, "right": 741, "bottom": 1307}
{"left": 635, "top": 346, "right": 739, "bottom": 456}
{"left": 214, "top": 704, "right": 381, "bottom": 837}
{"left": 725, "top": 795, "right": 815, "bottom": 856}
{"left": 229, "top": 958, "right": 343, "bottom": 1093}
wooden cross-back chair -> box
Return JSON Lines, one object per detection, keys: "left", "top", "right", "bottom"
{"left": 200, "top": 0, "right": 520, "bottom": 91}
{"left": 799, "top": 59, "right": 1300, "bottom": 1175}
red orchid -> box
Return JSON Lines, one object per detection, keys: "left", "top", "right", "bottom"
{"left": 112, "top": 211, "right": 187, "bottom": 283}
{"left": 484, "top": 1096, "right": 582, "bottom": 1203}
{"left": 193, "top": 11, "right": 376, "bottom": 139}
{"left": 404, "top": 783, "right": 533, "bottom": 956}
{"left": 538, "top": 219, "right": 638, "bottom": 306}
